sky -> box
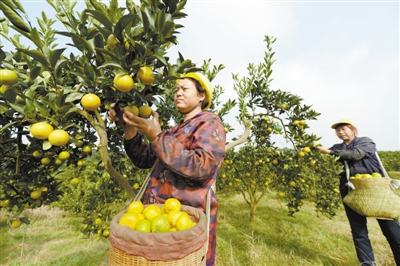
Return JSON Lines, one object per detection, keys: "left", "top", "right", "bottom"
{"left": 1, "top": 1, "right": 399, "bottom": 151}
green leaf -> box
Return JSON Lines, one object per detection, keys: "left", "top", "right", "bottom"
{"left": 8, "top": 102, "right": 25, "bottom": 114}
{"left": 49, "top": 48, "right": 66, "bottom": 69}
{"left": 65, "top": 92, "right": 84, "bottom": 103}
{"left": 42, "top": 140, "right": 52, "bottom": 150}
{"left": 155, "top": 9, "right": 166, "bottom": 33}
{"left": 0, "top": 103, "right": 8, "bottom": 114}
{"left": 141, "top": 7, "right": 155, "bottom": 32}
{"left": 114, "top": 14, "right": 137, "bottom": 40}
{"left": 29, "top": 66, "right": 41, "bottom": 80}
{"left": 71, "top": 35, "right": 94, "bottom": 54}
{"left": 162, "top": 21, "right": 175, "bottom": 37}
{"left": 29, "top": 28, "right": 42, "bottom": 49}
{"left": 85, "top": 9, "right": 113, "bottom": 32}
{"left": 17, "top": 49, "right": 50, "bottom": 69}
{"left": 0, "top": 1, "right": 30, "bottom": 32}
{"left": 33, "top": 100, "right": 50, "bottom": 117}
{"left": 97, "top": 61, "right": 123, "bottom": 69}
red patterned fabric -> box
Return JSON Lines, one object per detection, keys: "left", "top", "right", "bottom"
{"left": 124, "top": 111, "right": 226, "bottom": 266}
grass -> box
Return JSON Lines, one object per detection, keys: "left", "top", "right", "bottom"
{"left": 1, "top": 186, "right": 399, "bottom": 266}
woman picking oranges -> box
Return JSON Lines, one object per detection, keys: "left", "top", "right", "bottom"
{"left": 108, "top": 72, "right": 226, "bottom": 266}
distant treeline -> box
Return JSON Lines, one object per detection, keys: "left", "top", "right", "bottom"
{"left": 378, "top": 151, "right": 400, "bottom": 171}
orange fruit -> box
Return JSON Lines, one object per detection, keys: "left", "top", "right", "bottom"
{"left": 77, "top": 159, "right": 86, "bottom": 166}
{"left": 137, "top": 66, "right": 155, "bottom": 85}
{"left": 133, "top": 183, "right": 140, "bottom": 190}
{"left": 175, "top": 212, "right": 195, "bottom": 231}
{"left": 81, "top": 94, "right": 101, "bottom": 111}
{"left": 0, "top": 69, "right": 18, "bottom": 85}
{"left": 48, "top": 129, "right": 69, "bottom": 146}
{"left": 107, "top": 34, "right": 119, "bottom": 51}
{"left": 41, "top": 157, "right": 51, "bottom": 165}
{"left": 102, "top": 229, "right": 110, "bottom": 237}
{"left": 58, "top": 151, "right": 70, "bottom": 160}
{"left": 298, "top": 151, "right": 305, "bottom": 157}
{"left": 143, "top": 204, "right": 162, "bottom": 222}
{"left": 119, "top": 212, "right": 141, "bottom": 230}
{"left": 303, "top": 147, "right": 311, "bottom": 153}
{"left": 289, "top": 181, "right": 296, "bottom": 187}
{"left": 114, "top": 74, "right": 134, "bottom": 92}
{"left": 30, "top": 190, "right": 42, "bottom": 199}
{"left": 167, "top": 209, "right": 183, "bottom": 227}
{"left": 82, "top": 145, "right": 92, "bottom": 154}
{"left": 0, "top": 199, "right": 10, "bottom": 207}
{"left": 135, "top": 219, "right": 151, "bottom": 233}
{"left": 138, "top": 105, "right": 152, "bottom": 118}
{"left": 164, "top": 198, "right": 181, "bottom": 213}
{"left": 125, "top": 105, "right": 139, "bottom": 116}
{"left": 127, "top": 201, "right": 144, "bottom": 214}
{"left": 151, "top": 215, "right": 171, "bottom": 233}
{"left": 32, "top": 150, "right": 42, "bottom": 158}
{"left": 70, "top": 177, "right": 79, "bottom": 186}
{"left": 11, "top": 219, "right": 22, "bottom": 228}
{"left": 30, "top": 122, "right": 54, "bottom": 140}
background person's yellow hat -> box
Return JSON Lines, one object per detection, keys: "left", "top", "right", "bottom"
{"left": 183, "top": 72, "right": 212, "bottom": 110}
{"left": 331, "top": 119, "right": 354, "bottom": 129}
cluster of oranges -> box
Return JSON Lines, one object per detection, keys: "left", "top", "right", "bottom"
{"left": 350, "top": 172, "right": 382, "bottom": 179}
{"left": 118, "top": 199, "right": 197, "bottom": 233}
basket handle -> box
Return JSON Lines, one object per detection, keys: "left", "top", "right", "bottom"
{"left": 344, "top": 161, "right": 356, "bottom": 190}
{"left": 134, "top": 158, "right": 159, "bottom": 201}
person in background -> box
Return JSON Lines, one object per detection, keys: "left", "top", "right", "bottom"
{"left": 108, "top": 72, "right": 226, "bottom": 266}
{"left": 317, "top": 119, "right": 400, "bottom": 266}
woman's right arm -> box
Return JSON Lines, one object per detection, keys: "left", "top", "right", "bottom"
{"left": 330, "top": 137, "right": 376, "bottom": 161}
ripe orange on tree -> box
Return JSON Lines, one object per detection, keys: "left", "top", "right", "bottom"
{"left": 125, "top": 105, "right": 139, "bottom": 116}
{"left": 58, "top": 151, "right": 70, "bottom": 160}
{"left": 114, "top": 74, "right": 134, "bottom": 92}
{"left": 139, "top": 105, "right": 152, "bottom": 118}
{"left": 82, "top": 145, "right": 92, "bottom": 154}
{"left": 30, "top": 122, "right": 54, "bottom": 140}
{"left": 30, "top": 190, "right": 42, "bottom": 199}
{"left": 70, "top": 177, "right": 80, "bottom": 186}
{"left": 137, "top": 66, "right": 155, "bottom": 85}
{"left": 41, "top": 157, "right": 51, "bottom": 165}
{"left": 48, "top": 129, "right": 69, "bottom": 146}
{"left": 0, "top": 69, "right": 18, "bottom": 85}
{"left": 81, "top": 94, "right": 101, "bottom": 111}
{"left": 107, "top": 34, "right": 119, "bottom": 52}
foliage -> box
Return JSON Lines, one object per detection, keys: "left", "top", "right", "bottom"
{"left": 378, "top": 151, "right": 400, "bottom": 172}
{"left": 0, "top": 0, "right": 235, "bottom": 227}
{"left": 217, "top": 36, "right": 343, "bottom": 221}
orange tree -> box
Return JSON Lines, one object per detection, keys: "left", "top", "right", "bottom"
{"left": 0, "top": 0, "right": 236, "bottom": 230}
{"left": 217, "top": 36, "right": 343, "bottom": 221}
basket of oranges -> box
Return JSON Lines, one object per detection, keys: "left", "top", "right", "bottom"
{"left": 108, "top": 198, "right": 208, "bottom": 266}
{"left": 343, "top": 173, "right": 400, "bottom": 220}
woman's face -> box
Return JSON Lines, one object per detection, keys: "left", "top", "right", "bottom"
{"left": 335, "top": 125, "right": 355, "bottom": 143}
{"left": 174, "top": 78, "right": 205, "bottom": 113}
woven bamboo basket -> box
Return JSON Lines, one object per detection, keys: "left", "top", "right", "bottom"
{"left": 108, "top": 240, "right": 207, "bottom": 266}
{"left": 343, "top": 178, "right": 400, "bottom": 220}
{"left": 108, "top": 204, "right": 207, "bottom": 266}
